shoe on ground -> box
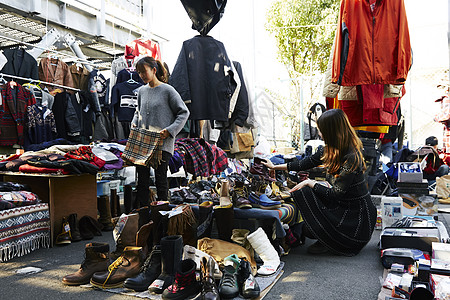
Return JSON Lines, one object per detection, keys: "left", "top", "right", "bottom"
{"left": 238, "top": 258, "right": 260, "bottom": 299}
{"left": 162, "top": 259, "right": 200, "bottom": 300}
{"left": 62, "top": 242, "right": 109, "bottom": 286}
{"left": 56, "top": 217, "right": 72, "bottom": 246}
{"left": 218, "top": 254, "right": 240, "bottom": 299}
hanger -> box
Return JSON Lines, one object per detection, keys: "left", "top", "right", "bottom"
{"left": 0, "top": 74, "right": 6, "bottom": 85}
{"left": 48, "top": 53, "right": 59, "bottom": 66}
{"left": 126, "top": 69, "right": 137, "bottom": 84}
{"left": 29, "top": 79, "right": 42, "bottom": 90}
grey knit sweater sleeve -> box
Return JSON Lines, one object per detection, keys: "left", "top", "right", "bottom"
{"left": 131, "top": 83, "right": 189, "bottom": 154}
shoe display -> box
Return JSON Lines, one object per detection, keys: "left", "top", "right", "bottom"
{"left": 78, "top": 215, "right": 94, "bottom": 240}
{"left": 149, "top": 235, "right": 183, "bottom": 294}
{"left": 62, "top": 242, "right": 109, "bottom": 286}
{"left": 67, "top": 213, "right": 82, "bottom": 242}
{"left": 55, "top": 217, "right": 72, "bottom": 246}
{"left": 199, "top": 256, "right": 220, "bottom": 300}
{"left": 218, "top": 179, "right": 232, "bottom": 207}
{"left": 246, "top": 227, "right": 280, "bottom": 276}
{"left": 197, "top": 201, "right": 213, "bottom": 239}
{"left": 307, "top": 241, "right": 329, "bottom": 254}
{"left": 90, "top": 246, "right": 145, "bottom": 289}
{"left": 97, "top": 195, "right": 114, "bottom": 231}
{"left": 162, "top": 259, "right": 200, "bottom": 300}
{"left": 214, "top": 204, "right": 234, "bottom": 242}
{"left": 135, "top": 220, "right": 153, "bottom": 256}
{"left": 110, "top": 213, "right": 139, "bottom": 261}
{"left": 124, "top": 245, "right": 162, "bottom": 292}
{"left": 218, "top": 254, "right": 240, "bottom": 299}
{"left": 182, "top": 245, "right": 220, "bottom": 275}
{"left": 238, "top": 258, "right": 260, "bottom": 299}
{"left": 232, "top": 181, "right": 252, "bottom": 209}
{"left": 248, "top": 192, "right": 281, "bottom": 209}
{"left": 79, "top": 215, "right": 103, "bottom": 236}
{"left": 150, "top": 201, "right": 170, "bottom": 245}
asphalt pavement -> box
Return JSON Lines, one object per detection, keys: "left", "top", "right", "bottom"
{"left": 2, "top": 207, "right": 449, "bottom": 300}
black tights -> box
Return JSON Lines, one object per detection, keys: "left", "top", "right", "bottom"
{"left": 136, "top": 151, "right": 172, "bottom": 206}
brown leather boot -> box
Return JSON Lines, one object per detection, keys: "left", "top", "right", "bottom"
{"left": 97, "top": 195, "right": 114, "bottom": 231}
{"left": 110, "top": 213, "right": 139, "bottom": 261}
{"left": 90, "top": 246, "right": 145, "bottom": 289}
{"left": 136, "top": 221, "right": 153, "bottom": 256}
{"left": 62, "top": 242, "right": 109, "bottom": 285}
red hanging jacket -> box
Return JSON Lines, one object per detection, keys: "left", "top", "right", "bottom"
{"left": 332, "top": 0, "right": 412, "bottom": 86}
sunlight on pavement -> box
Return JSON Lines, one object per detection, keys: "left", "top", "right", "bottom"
{"left": 280, "top": 271, "right": 310, "bottom": 282}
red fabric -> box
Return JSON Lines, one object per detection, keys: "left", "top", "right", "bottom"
{"left": 423, "top": 152, "right": 444, "bottom": 175}
{"left": 341, "top": 84, "right": 402, "bottom": 126}
{"left": 0, "top": 154, "right": 21, "bottom": 162}
{"left": 64, "top": 146, "right": 105, "bottom": 169}
{"left": 125, "top": 39, "right": 161, "bottom": 60}
{"left": 0, "top": 83, "right": 36, "bottom": 146}
{"left": 19, "top": 164, "right": 69, "bottom": 174}
{"left": 332, "top": 0, "right": 411, "bottom": 86}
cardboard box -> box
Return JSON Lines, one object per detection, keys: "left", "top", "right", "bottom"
{"left": 398, "top": 162, "right": 423, "bottom": 183}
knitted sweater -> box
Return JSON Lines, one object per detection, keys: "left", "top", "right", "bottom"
{"left": 131, "top": 83, "right": 189, "bottom": 154}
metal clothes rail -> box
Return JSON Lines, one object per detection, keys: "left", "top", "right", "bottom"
{"left": 0, "top": 73, "right": 81, "bottom": 92}
{"left": 0, "top": 34, "right": 107, "bottom": 70}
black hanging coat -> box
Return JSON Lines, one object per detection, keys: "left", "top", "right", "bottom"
{"left": 169, "top": 35, "right": 235, "bottom": 122}
{"left": 1, "top": 48, "right": 39, "bottom": 84}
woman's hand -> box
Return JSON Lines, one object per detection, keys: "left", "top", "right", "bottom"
{"left": 289, "top": 179, "right": 316, "bottom": 193}
{"left": 261, "top": 159, "right": 275, "bottom": 169}
{"left": 159, "top": 129, "right": 170, "bottom": 139}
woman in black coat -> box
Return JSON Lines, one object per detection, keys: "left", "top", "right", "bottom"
{"left": 263, "top": 109, "right": 377, "bottom": 256}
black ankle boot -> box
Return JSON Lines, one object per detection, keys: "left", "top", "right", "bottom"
{"left": 149, "top": 235, "right": 183, "bottom": 294}
{"left": 199, "top": 256, "right": 219, "bottom": 300}
{"left": 124, "top": 245, "right": 162, "bottom": 292}
{"left": 162, "top": 259, "right": 200, "bottom": 300}
{"left": 238, "top": 258, "right": 260, "bottom": 299}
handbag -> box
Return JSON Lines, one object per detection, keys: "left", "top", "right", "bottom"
{"left": 436, "top": 174, "right": 450, "bottom": 199}
{"left": 122, "top": 127, "right": 163, "bottom": 168}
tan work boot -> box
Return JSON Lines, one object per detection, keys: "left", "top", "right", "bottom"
{"left": 90, "top": 246, "right": 145, "bottom": 289}
{"left": 62, "top": 242, "right": 109, "bottom": 285}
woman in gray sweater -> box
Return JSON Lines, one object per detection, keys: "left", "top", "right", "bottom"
{"left": 132, "top": 57, "right": 189, "bottom": 204}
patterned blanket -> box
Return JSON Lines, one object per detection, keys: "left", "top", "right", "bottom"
{"left": 0, "top": 203, "right": 50, "bottom": 262}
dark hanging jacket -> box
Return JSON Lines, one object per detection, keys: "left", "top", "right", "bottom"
{"left": 1, "top": 48, "right": 39, "bottom": 85}
{"left": 0, "top": 83, "right": 36, "bottom": 146}
{"left": 230, "top": 61, "right": 249, "bottom": 127}
{"left": 169, "top": 35, "right": 235, "bottom": 122}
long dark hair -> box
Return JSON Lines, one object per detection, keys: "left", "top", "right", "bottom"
{"left": 317, "top": 109, "right": 365, "bottom": 174}
{"left": 135, "top": 56, "right": 168, "bottom": 83}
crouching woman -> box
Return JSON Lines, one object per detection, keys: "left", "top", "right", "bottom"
{"left": 263, "top": 109, "right": 377, "bottom": 256}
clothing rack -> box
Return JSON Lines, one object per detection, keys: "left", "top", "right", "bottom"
{"left": 0, "top": 34, "right": 108, "bottom": 70}
{"left": 0, "top": 73, "right": 81, "bottom": 92}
